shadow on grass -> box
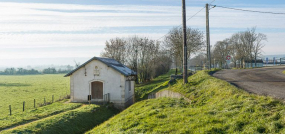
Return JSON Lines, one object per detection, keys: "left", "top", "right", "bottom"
{"left": 0, "top": 101, "right": 81, "bottom": 131}
{"left": 208, "top": 69, "right": 222, "bottom": 75}
{"left": 7, "top": 105, "right": 119, "bottom": 134}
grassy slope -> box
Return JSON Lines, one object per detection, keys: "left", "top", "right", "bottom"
{"left": 135, "top": 69, "right": 175, "bottom": 101}
{"left": 0, "top": 100, "right": 81, "bottom": 130}
{"left": 2, "top": 104, "right": 119, "bottom": 134}
{"left": 88, "top": 70, "right": 285, "bottom": 133}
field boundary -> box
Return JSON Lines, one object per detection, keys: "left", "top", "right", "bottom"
{"left": 1, "top": 104, "right": 84, "bottom": 132}
{"left": 3, "top": 94, "right": 70, "bottom": 117}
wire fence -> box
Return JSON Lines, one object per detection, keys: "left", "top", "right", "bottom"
{"left": 264, "top": 58, "right": 285, "bottom": 66}
{"left": 6, "top": 94, "right": 70, "bottom": 116}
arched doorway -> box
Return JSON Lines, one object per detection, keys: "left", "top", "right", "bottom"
{"left": 91, "top": 81, "right": 103, "bottom": 99}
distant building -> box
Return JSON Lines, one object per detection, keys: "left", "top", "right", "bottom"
{"left": 65, "top": 57, "right": 136, "bottom": 109}
{"left": 244, "top": 59, "right": 264, "bottom": 68}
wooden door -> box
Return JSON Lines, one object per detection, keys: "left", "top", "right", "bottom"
{"left": 91, "top": 81, "right": 103, "bottom": 99}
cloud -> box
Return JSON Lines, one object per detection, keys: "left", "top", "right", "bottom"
{"left": 0, "top": 2, "right": 284, "bottom": 66}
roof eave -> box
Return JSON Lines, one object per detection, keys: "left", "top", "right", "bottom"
{"left": 63, "top": 56, "right": 137, "bottom": 77}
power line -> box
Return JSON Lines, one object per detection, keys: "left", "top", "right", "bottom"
{"left": 186, "top": 6, "right": 205, "bottom": 22}
{"left": 212, "top": 5, "right": 285, "bottom": 15}
{"left": 210, "top": 0, "right": 216, "bottom": 4}
{"left": 156, "top": 6, "right": 205, "bottom": 41}
{"left": 156, "top": 0, "right": 217, "bottom": 41}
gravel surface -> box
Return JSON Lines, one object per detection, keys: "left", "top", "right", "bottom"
{"left": 213, "top": 66, "right": 285, "bottom": 99}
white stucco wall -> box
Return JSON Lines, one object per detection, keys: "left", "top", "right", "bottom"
{"left": 125, "top": 81, "right": 134, "bottom": 101}
{"left": 69, "top": 59, "right": 126, "bottom": 104}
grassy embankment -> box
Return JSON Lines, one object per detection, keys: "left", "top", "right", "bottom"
{"left": 135, "top": 69, "right": 175, "bottom": 101}
{"left": 88, "top": 70, "right": 285, "bottom": 133}
{"left": 0, "top": 74, "right": 74, "bottom": 129}
{"left": 2, "top": 104, "right": 119, "bottom": 134}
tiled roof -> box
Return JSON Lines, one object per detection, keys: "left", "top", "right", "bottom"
{"left": 64, "top": 57, "right": 136, "bottom": 77}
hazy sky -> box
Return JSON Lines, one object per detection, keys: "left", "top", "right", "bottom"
{"left": 0, "top": 0, "right": 285, "bottom": 67}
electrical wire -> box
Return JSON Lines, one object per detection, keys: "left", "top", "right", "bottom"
{"left": 156, "top": 0, "right": 217, "bottom": 41}
{"left": 156, "top": 6, "right": 205, "bottom": 41}
{"left": 212, "top": 5, "right": 285, "bottom": 15}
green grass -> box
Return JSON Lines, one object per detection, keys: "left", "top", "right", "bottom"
{"left": 0, "top": 74, "right": 70, "bottom": 129}
{"left": 282, "top": 70, "right": 285, "bottom": 74}
{"left": 135, "top": 69, "right": 175, "bottom": 101}
{"left": 88, "top": 70, "right": 285, "bottom": 133}
{"left": 2, "top": 104, "right": 119, "bottom": 134}
{"left": 0, "top": 100, "right": 81, "bottom": 130}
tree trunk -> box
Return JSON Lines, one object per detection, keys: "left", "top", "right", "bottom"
{"left": 255, "top": 55, "right": 257, "bottom": 67}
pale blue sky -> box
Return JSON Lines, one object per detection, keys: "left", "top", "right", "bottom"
{"left": 0, "top": 0, "right": 284, "bottom": 67}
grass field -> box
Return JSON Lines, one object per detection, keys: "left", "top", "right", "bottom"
{"left": 0, "top": 74, "right": 70, "bottom": 129}
{"left": 2, "top": 104, "right": 119, "bottom": 134}
{"left": 88, "top": 70, "right": 285, "bottom": 133}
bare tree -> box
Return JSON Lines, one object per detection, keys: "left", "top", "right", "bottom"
{"left": 239, "top": 27, "right": 267, "bottom": 68}
{"left": 74, "top": 60, "right": 80, "bottom": 68}
{"left": 164, "top": 27, "right": 205, "bottom": 70}
{"left": 240, "top": 28, "right": 255, "bottom": 67}
{"left": 213, "top": 39, "right": 230, "bottom": 69}
{"left": 101, "top": 37, "right": 127, "bottom": 64}
{"left": 213, "top": 27, "right": 266, "bottom": 68}
{"left": 253, "top": 33, "right": 267, "bottom": 66}
{"left": 101, "top": 36, "right": 172, "bottom": 83}
{"left": 189, "top": 53, "right": 207, "bottom": 67}
{"left": 229, "top": 33, "right": 246, "bottom": 68}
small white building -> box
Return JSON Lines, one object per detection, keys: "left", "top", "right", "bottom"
{"left": 65, "top": 57, "right": 136, "bottom": 109}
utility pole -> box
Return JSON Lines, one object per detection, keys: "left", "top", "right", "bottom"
{"left": 206, "top": 3, "right": 211, "bottom": 70}
{"left": 135, "top": 49, "right": 138, "bottom": 84}
{"left": 182, "top": 0, "right": 188, "bottom": 84}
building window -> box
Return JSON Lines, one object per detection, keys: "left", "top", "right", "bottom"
{"left": 129, "top": 81, "right": 131, "bottom": 92}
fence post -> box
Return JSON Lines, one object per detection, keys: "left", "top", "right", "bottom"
{"left": 23, "top": 101, "right": 25, "bottom": 111}
{"left": 52, "top": 95, "right": 54, "bottom": 103}
{"left": 9, "top": 105, "right": 11, "bottom": 115}
{"left": 34, "top": 99, "right": 36, "bottom": 108}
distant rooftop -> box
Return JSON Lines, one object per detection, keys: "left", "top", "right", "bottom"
{"left": 64, "top": 57, "right": 136, "bottom": 77}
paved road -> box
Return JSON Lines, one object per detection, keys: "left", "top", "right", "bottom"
{"left": 213, "top": 66, "right": 285, "bottom": 99}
